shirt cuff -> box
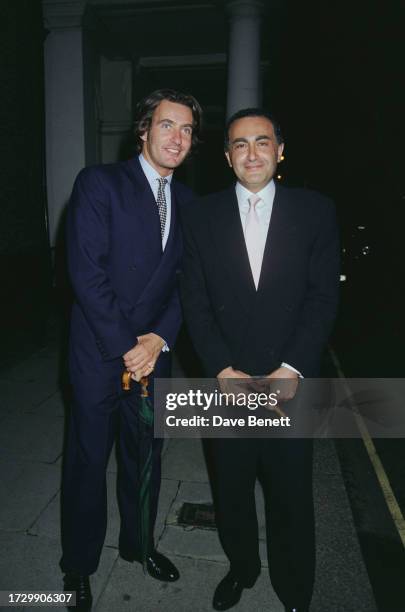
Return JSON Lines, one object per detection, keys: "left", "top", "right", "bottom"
{"left": 281, "top": 362, "right": 303, "bottom": 378}
{"left": 162, "top": 341, "right": 170, "bottom": 353}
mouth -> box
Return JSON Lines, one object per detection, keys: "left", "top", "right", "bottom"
{"left": 245, "top": 165, "right": 263, "bottom": 171}
{"left": 165, "top": 147, "right": 182, "bottom": 155}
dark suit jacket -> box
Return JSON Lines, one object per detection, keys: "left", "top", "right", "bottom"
{"left": 180, "top": 183, "right": 340, "bottom": 378}
{"left": 67, "top": 156, "right": 193, "bottom": 385}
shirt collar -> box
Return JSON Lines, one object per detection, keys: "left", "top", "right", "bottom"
{"left": 139, "top": 154, "right": 173, "bottom": 186}
{"left": 236, "top": 179, "right": 275, "bottom": 211}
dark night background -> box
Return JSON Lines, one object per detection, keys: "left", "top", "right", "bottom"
{"left": 1, "top": 0, "right": 403, "bottom": 376}
{"left": 0, "top": 2, "right": 404, "bottom": 609}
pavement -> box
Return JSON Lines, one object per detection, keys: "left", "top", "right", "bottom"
{"left": 0, "top": 337, "right": 378, "bottom": 612}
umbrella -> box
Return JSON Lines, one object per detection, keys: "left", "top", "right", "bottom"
{"left": 122, "top": 371, "right": 154, "bottom": 566}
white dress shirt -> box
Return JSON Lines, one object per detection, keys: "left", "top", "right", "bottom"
{"left": 236, "top": 179, "right": 276, "bottom": 267}
{"left": 235, "top": 179, "right": 302, "bottom": 377}
{"left": 139, "top": 154, "right": 172, "bottom": 251}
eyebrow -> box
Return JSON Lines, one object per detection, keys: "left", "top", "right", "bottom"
{"left": 231, "top": 135, "right": 271, "bottom": 144}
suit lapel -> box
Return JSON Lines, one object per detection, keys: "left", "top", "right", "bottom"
{"left": 210, "top": 186, "right": 257, "bottom": 313}
{"left": 125, "top": 157, "right": 162, "bottom": 260}
{"left": 124, "top": 158, "right": 181, "bottom": 299}
{"left": 258, "top": 184, "right": 297, "bottom": 294}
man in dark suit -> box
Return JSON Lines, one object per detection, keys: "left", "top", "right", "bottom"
{"left": 61, "top": 89, "right": 202, "bottom": 609}
{"left": 180, "top": 108, "right": 339, "bottom": 611}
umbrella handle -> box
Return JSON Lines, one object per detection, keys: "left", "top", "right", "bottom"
{"left": 122, "top": 370, "right": 131, "bottom": 391}
{"left": 122, "top": 371, "right": 149, "bottom": 395}
{"left": 140, "top": 377, "right": 149, "bottom": 397}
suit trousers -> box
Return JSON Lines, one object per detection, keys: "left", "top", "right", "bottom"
{"left": 60, "top": 383, "right": 163, "bottom": 575}
{"left": 209, "top": 437, "right": 315, "bottom": 608}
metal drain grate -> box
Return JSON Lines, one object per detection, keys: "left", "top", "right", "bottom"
{"left": 177, "top": 502, "right": 217, "bottom": 529}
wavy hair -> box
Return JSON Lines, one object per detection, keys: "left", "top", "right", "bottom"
{"left": 134, "top": 89, "right": 202, "bottom": 153}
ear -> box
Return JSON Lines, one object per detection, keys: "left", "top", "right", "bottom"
{"left": 277, "top": 143, "right": 284, "bottom": 163}
{"left": 140, "top": 131, "right": 148, "bottom": 143}
{"left": 225, "top": 151, "right": 232, "bottom": 168}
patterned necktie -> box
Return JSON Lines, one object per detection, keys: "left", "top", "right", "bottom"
{"left": 156, "top": 177, "right": 168, "bottom": 239}
{"left": 245, "top": 195, "right": 262, "bottom": 289}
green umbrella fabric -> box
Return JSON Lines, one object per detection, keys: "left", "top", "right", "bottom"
{"left": 138, "top": 376, "right": 154, "bottom": 565}
{"left": 122, "top": 371, "right": 154, "bottom": 566}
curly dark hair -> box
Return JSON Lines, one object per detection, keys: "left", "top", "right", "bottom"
{"left": 134, "top": 89, "right": 202, "bottom": 154}
{"left": 224, "top": 107, "right": 284, "bottom": 149}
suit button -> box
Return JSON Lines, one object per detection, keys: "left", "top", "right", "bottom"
{"left": 129, "top": 265, "right": 137, "bottom": 271}
{"left": 218, "top": 305, "right": 225, "bottom": 312}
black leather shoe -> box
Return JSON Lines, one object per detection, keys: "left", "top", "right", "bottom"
{"left": 63, "top": 573, "right": 92, "bottom": 610}
{"left": 146, "top": 550, "right": 180, "bottom": 582}
{"left": 213, "top": 571, "right": 257, "bottom": 611}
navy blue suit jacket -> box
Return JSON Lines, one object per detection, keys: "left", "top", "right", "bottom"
{"left": 67, "top": 156, "right": 193, "bottom": 387}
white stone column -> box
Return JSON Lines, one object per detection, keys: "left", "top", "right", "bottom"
{"left": 98, "top": 57, "right": 133, "bottom": 163}
{"left": 226, "top": 0, "right": 264, "bottom": 118}
{"left": 43, "top": 0, "right": 87, "bottom": 248}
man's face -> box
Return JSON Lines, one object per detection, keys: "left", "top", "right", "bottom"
{"left": 141, "top": 100, "right": 193, "bottom": 176}
{"left": 225, "top": 116, "right": 284, "bottom": 192}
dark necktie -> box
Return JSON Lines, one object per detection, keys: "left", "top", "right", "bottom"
{"left": 156, "top": 177, "right": 168, "bottom": 239}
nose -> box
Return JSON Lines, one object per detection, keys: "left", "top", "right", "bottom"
{"left": 247, "top": 142, "right": 257, "bottom": 161}
{"left": 170, "top": 128, "right": 182, "bottom": 145}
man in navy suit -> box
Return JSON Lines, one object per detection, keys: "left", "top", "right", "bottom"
{"left": 180, "top": 109, "right": 339, "bottom": 611}
{"left": 61, "top": 89, "right": 202, "bottom": 609}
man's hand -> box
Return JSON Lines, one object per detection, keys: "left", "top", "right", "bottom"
{"left": 123, "top": 333, "right": 165, "bottom": 376}
{"left": 217, "top": 366, "right": 250, "bottom": 394}
{"left": 267, "top": 366, "right": 299, "bottom": 401}
{"left": 217, "top": 366, "right": 250, "bottom": 379}
{"left": 130, "top": 368, "right": 149, "bottom": 382}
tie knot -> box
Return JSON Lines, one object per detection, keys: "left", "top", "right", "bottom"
{"left": 248, "top": 195, "right": 261, "bottom": 209}
{"left": 158, "top": 177, "right": 168, "bottom": 188}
